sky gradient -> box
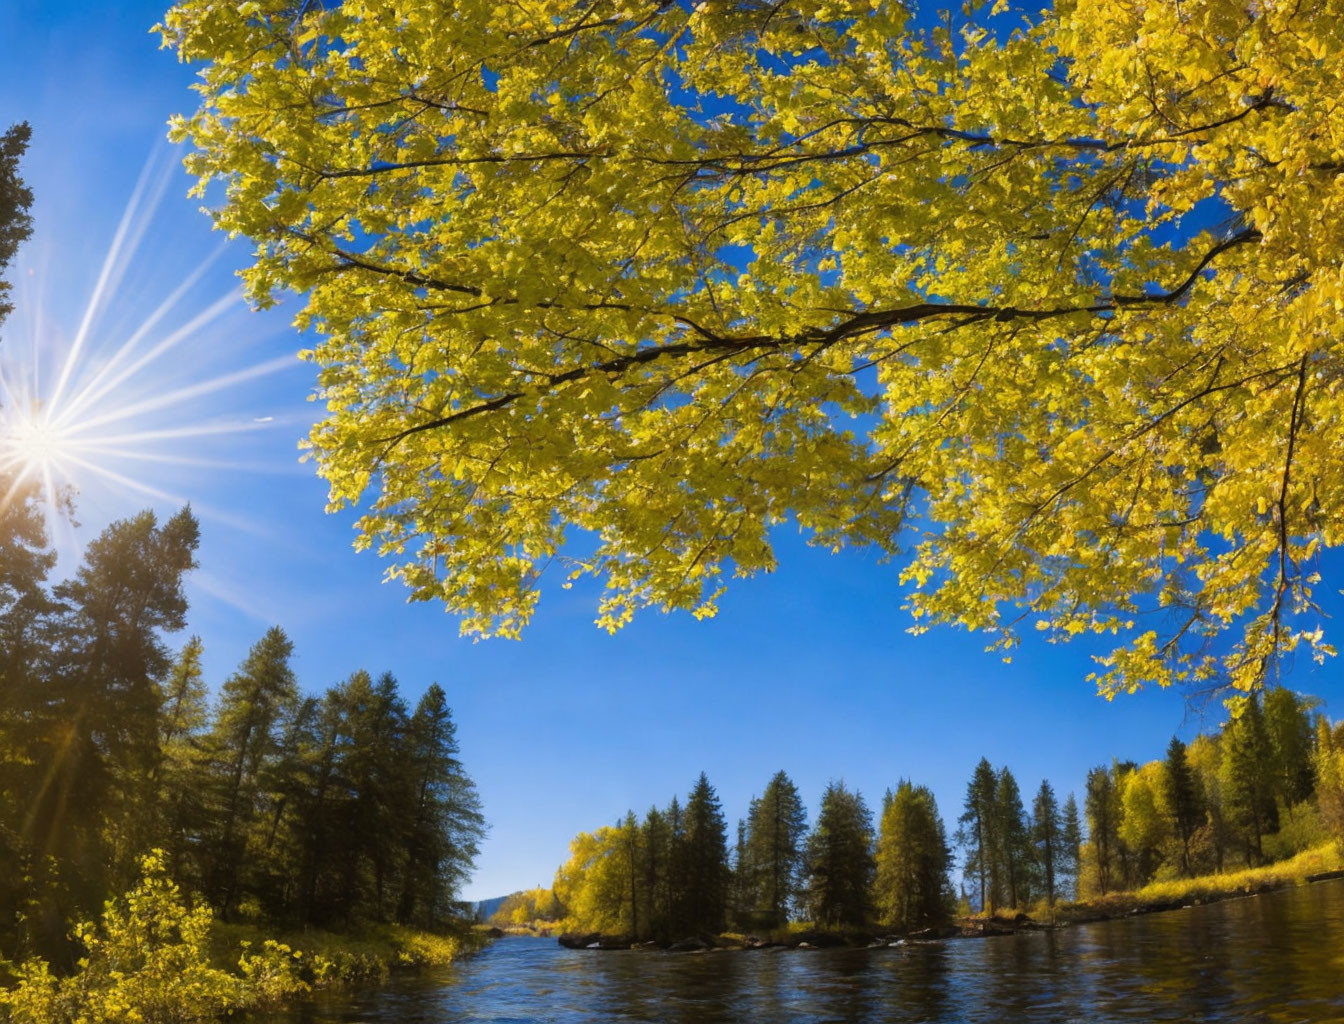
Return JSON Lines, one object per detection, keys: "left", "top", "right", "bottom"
{"left": 2, "top": 0, "right": 1341, "bottom": 903}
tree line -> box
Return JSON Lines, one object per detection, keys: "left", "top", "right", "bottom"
{"left": 0, "top": 498, "right": 484, "bottom": 963}
{"left": 523, "top": 690, "right": 1344, "bottom": 939}
{"left": 528, "top": 770, "right": 953, "bottom": 942}
{"left": 1077, "top": 690, "right": 1342, "bottom": 896}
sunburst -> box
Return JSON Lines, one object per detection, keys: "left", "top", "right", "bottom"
{"left": 0, "top": 143, "right": 308, "bottom": 548}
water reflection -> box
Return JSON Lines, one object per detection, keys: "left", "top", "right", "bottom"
{"left": 260, "top": 879, "right": 1344, "bottom": 1023}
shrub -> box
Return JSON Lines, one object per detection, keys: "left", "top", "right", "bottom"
{"left": 0, "top": 851, "right": 306, "bottom": 1024}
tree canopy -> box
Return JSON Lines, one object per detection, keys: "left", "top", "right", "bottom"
{"left": 159, "top": 0, "right": 1344, "bottom": 694}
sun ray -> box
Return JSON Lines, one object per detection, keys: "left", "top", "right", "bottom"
{"left": 62, "top": 444, "right": 306, "bottom": 476}
{"left": 56, "top": 245, "right": 230, "bottom": 426}
{"left": 56, "top": 289, "right": 241, "bottom": 428}
{"left": 46, "top": 149, "right": 172, "bottom": 413}
{"left": 71, "top": 415, "right": 307, "bottom": 446}
{"left": 66, "top": 355, "right": 298, "bottom": 435}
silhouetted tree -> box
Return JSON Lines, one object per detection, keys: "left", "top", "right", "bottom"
{"left": 805, "top": 782, "right": 873, "bottom": 928}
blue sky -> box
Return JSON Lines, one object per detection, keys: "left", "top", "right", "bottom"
{"left": 2, "top": 0, "right": 1341, "bottom": 903}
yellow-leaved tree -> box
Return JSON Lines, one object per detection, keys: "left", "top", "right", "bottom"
{"left": 158, "top": 0, "right": 1344, "bottom": 694}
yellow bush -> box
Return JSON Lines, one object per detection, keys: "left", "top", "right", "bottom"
{"left": 0, "top": 851, "right": 307, "bottom": 1024}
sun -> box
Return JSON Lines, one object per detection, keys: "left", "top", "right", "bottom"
{"left": 1, "top": 405, "right": 73, "bottom": 480}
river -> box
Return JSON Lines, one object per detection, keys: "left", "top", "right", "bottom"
{"left": 259, "top": 879, "right": 1344, "bottom": 1023}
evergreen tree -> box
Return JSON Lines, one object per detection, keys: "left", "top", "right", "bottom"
{"left": 731, "top": 814, "right": 751, "bottom": 929}
{"left": 957, "top": 759, "right": 1000, "bottom": 911}
{"left": 663, "top": 795, "right": 687, "bottom": 938}
{"left": 874, "top": 781, "right": 952, "bottom": 931}
{"left": 1220, "top": 696, "right": 1278, "bottom": 865}
{"left": 994, "top": 769, "right": 1032, "bottom": 908}
{"left": 1163, "top": 737, "right": 1202, "bottom": 877}
{"left": 679, "top": 773, "right": 729, "bottom": 936}
{"left": 206, "top": 626, "right": 298, "bottom": 915}
{"left": 395, "top": 683, "right": 485, "bottom": 929}
{"left": 1030, "top": 780, "right": 1063, "bottom": 907}
{"left": 805, "top": 782, "right": 874, "bottom": 928}
{"left": 0, "top": 121, "right": 33, "bottom": 324}
{"left": 1060, "top": 794, "right": 1083, "bottom": 900}
{"left": 620, "top": 810, "right": 644, "bottom": 939}
{"left": 640, "top": 805, "right": 671, "bottom": 941}
{"left": 333, "top": 671, "right": 412, "bottom": 922}
{"left": 1084, "top": 766, "right": 1118, "bottom": 895}
{"left": 743, "top": 770, "right": 807, "bottom": 930}
{"left": 39, "top": 509, "right": 200, "bottom": 899}
{"left": 157, "top": 637, "right": 211, "bottom": 884}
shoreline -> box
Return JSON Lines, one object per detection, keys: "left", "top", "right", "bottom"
{"left": 553, "top": 857, "right": 1344, "bottom": 952}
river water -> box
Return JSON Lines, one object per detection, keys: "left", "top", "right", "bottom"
{"left": 261, "top": 879, "right": 1344, "bottom": 1023}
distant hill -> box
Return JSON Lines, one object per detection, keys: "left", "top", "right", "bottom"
{"left": 474, "top": 894, "right": 513, "bottom": 922}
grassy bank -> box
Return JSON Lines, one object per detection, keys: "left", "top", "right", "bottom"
{"left": 1056, "top": 840, "right": 1344, "bottom": 923}
{"left": 210, "top": 920, "right": 483, "bottom": 988}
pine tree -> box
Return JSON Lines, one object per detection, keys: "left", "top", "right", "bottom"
{"left": 157, "top": 637, "right": 211, "bottom": 885}
{"left": 743, "top": 770, "right": 807, "bottom": 930}
{"left": 640, "top": 805, "right": 671, "bottom": 941}
{"left": 1220, "top": 696, "right": 1278, "bottom": 866}
{"left": 206, "top": 626, "right": 298, "bottom": 916}
{"left": 957, "top": 759, "right": 1000, "bottom": 911}
{"left": 731, "top": 814, "right": 751, "bottom": 929}
{"left": 663, "top": 795, "right": 687, "bottom": 938}
{"left": 1084, "top": 766, "right": 1118, "bottom": 895}
{"left": 1060, "top": 794, "right": 1083, "bottom": 900}
{"left": 994, "top": 769, "right": 1032, "bottom": 908}
{"left": 0, "top": 121, "right": 33, "bottom": 324}
{"left": 620, "top": 810, "right": 644, "bottom": 939}
{"left": 679, "top": 773, "right": 729, "bottom": 937}
{"left": 40, "top": 508, "right": 200, "bottom": 899}
{"left": 395, "top": 683, "right": 484, "bottom": 929}
{"left": 874, "top": 781, "right": 952, "bottom": 931}
{"left": 1030, "top": 780, "right": 1063, "bottom": 907}
{"left": 805, "top": 782, "right": 874, "bottom": 929}
{"left": 1163, "top": 737, "right": 1202, "bottom": 877}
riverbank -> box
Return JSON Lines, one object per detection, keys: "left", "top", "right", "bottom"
{"left": 210, "top": 920, "right": 488, "bottom": 987}
{"left": 0, "top": 855, "right": 492, "bottom": 1024}
{"left": 555, "top": 841, "right": 1344, "bottom": 952}
{"left": 1051, "top": 839, "right": 1344, "bottom": 927}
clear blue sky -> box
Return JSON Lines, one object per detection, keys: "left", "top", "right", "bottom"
{"left": 2, "top": 0, "right": 1340, "bottom": 903}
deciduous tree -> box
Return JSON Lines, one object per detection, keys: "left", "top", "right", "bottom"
{"left": 162, "top": 0, "right": 1344, "bottom": 697}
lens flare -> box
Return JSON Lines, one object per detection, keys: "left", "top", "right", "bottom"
{"left": 0, "top": 405, "right": 73, "bottom": 479}
{"left": 0, "top": 142, "right": 306, "bottom": 541}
